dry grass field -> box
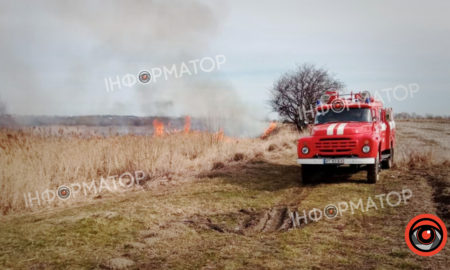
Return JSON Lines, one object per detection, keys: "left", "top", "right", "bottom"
{"left": 0, "top": 125, "right": 297, "bottom": 215}
{"left": 395, "top": 119, "right": 450, "bottom": 161}
{"left": 0, "top": 120, "right": 449, "bottom": 269}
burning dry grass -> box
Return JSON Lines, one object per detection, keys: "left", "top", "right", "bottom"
{"left": 1, "top": 119, "right": 447, "bottom": 215}
{"left": 0, "top": 124, "right": 300, "bottom": 215}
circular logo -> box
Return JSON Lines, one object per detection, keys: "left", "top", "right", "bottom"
{"left": 57, "top": 185, "right": 71, "bottom": 200}
{"left": 405, "top": 214, "right": 447, "bottom": 256}
{"left": 324, "top": 204, "right": 338, "bottom": 219}
{"left": 331, "top": 98, "right": 345, "bottom": 113}
{"left": 138, "top": 71, "right": 151, "bottom": 83}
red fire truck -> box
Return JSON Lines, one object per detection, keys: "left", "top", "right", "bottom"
{"left": 297, "top": 91, "right": 395, "bottom": 183}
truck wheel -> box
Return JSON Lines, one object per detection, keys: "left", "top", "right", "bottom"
{"left": 301, "top": 165, "right": 313, "bottom": 184}
{"left": 367, "top": 153, "right": 380, "bottom": 184}
{"left": 381, "top": 148, "right": 394, "bottom": 169}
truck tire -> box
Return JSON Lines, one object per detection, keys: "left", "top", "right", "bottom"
{"left": 367, "top": 153, "right": 380, "bottom": 184}
{"left": 301, "top": 165, "right": 313, "bottom": 184}
{"left": 381, "top": 147, "right": 394, "bottom": 169}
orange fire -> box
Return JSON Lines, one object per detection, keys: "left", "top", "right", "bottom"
{"left": 184, "top": 116, "right": 191, "bottom": 134}
{"left": 153, "top": 119, "right": 164, "bottom": 136}
{"left": 215, "top": 128, "right": 224, "bottom": 141}
{"left": 261, "top": 122, "right": 277, "bottom": 139}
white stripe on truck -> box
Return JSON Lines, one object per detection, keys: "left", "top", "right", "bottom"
{"left": 336, "top": 123, "right": 347, "bottom": 135}
{"left": 327, "top": 123, "right": 338, "bottom": 135}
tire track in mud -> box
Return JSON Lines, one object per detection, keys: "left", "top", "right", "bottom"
{"left": 242, "top": 184, "right": 315, "bottom": 233}
{"left": 229, "top": 159, "right": 315, "bottom": 233}
{"left": 184, "top": 164, "right": 316, "bottom": 234}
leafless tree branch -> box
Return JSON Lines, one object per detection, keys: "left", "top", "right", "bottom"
{"left": 270, "top": 64, "right": 344, "bottom": 130}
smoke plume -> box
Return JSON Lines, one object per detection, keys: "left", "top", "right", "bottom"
{"left": 0, "top": 0, "right": 265, "bottom": 136}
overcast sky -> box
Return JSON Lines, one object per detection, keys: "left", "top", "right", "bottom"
{"left": 0, "top": 0, "right": 449, "bottom": 118}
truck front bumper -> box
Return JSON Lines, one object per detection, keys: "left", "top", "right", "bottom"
{"left": 297, "top": 157, "right": 375, "bottom": 165}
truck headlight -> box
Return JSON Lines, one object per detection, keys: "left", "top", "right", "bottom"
{"left": 301, "top": 146, "right": 309, "bottom": 154}
{"left": 362, "top": 145, "right": 371, "bottom": 153}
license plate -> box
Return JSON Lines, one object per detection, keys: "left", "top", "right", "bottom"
{"left": 324, "top": 159, "right": 344, "bottom": 164}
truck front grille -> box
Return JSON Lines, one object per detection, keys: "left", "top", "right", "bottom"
{"left": 315, "top": 138, "right": 357, "bottom": 155}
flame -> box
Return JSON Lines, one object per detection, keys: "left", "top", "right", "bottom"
{"left": 261, "top": 122, "right": 277, "bottom": 139}
{"left": 215, "top": 128, "right": 224, "bottom": 141}
{"left": 184, "top": 116, "right": 191, "bottom": 133}
{"left": 153, "top": 119, "right": 164, "bottom": 136}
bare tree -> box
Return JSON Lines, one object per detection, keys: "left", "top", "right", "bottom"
{"left": 270, "top": 64, "right": 343, "bottom": 130}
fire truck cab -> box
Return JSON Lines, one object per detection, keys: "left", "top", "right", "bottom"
{"left": 297, "top": 91, "right": 395, "bottom": 184}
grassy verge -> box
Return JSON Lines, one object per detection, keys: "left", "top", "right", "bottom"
{"left": 1, "top": 156, "right": 448, "bottom": 269}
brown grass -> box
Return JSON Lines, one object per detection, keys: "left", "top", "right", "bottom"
{"left": 0, "top": 125, "right": 301, "bottom": 215}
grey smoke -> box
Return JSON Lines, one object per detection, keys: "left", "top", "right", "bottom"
{"left": 0, "top": 98, "right": 6, "bottom": 115}
{"left": 0, "top": 0, "right": 265, "bottom": 136}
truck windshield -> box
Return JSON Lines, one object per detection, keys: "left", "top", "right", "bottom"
{"left": 315, "top": 108, "right": 372, "bottom": 124}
